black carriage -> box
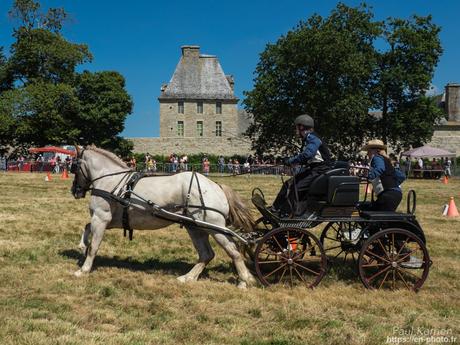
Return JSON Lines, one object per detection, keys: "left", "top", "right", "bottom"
{"left": 247, "top": 163, "right": 431, "bottom": 291}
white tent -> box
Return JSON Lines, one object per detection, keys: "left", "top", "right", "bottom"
{"left": 401, "top": 145, "right": 456, "bottom": 158}
{"left": 401, "top": 145, "right": 456, "bottom": 176}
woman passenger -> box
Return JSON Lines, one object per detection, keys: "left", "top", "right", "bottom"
{"left": 362, "top": 139, "right": 406, "bottom": 212}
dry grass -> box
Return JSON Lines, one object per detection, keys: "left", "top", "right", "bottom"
{"left": 0, "top": 172, "right": 459, "bottom": 345}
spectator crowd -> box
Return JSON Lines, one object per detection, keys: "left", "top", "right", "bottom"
{"left": 0, "top": 150, "right": 455, "bottom": 179}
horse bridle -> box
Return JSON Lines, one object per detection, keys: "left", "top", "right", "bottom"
{"left": 71, "top": 148, "right": 132, "bottom": 197}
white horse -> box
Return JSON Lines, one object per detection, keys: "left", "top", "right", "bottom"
{"left": 70, "top": 145, "right": 257, "bottom": 288}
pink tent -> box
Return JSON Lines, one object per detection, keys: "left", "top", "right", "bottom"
{"left": 401, "top": 145, "right": 455, "bottom": 158}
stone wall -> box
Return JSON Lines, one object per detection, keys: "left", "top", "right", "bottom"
{"left": 131, "top": 136, "right": 252, "bottom": 156}
{"left": 428, "top": 127, "right": 460, "bottom": 155}
{"left": 131, "top": 128, "right": 460, "bottom": 157}
{"left": 159, "top": 100, "right": 239, "bottom": 138}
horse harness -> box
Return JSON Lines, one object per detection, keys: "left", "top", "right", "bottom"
{"left": 75, "top": 156, "right": 227, "bottom": 241}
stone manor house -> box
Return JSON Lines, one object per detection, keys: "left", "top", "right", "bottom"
{"left": 131, "top": 45, "right": 252, "bottom": 156}
{"left": 131, "top": 45, "right": 460, "bottom": 156}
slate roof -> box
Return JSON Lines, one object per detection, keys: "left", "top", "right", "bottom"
{"left": 159, "top": 46, "right": 237, "bottom": 101}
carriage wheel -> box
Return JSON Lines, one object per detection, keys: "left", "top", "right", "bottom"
{"left": 358, "top": 228, "right": 431, "bottom": 291}
{"left": 254, "top": 227, "right": 327, "bottom": 288}
{"left": 320, "top": 222, "right": 361, "bottom": 264}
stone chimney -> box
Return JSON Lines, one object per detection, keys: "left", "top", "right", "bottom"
{"left": 181, "top": 45, "right": 200, "bottom": 59}
{"left": 445, "top": 83, "right": 460, "bottom": 122}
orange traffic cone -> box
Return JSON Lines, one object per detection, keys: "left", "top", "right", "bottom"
{"left": 442, "top": 176, "right": 449, "bottom": 185}
{"left": 45, "top": 171, "right": 52, "bottom": 181}
{"left": 289, "top": 237, "right": 297, "bottom": 251}
{"left": 447, "top": 197, "right": 459, "bottom": 218}
{"left": 61, "top": 169, "right": 69, "bottom": 179}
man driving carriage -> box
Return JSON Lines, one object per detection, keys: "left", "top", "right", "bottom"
{"left": 271, "top": 114, "right": 332, "bottom": 217}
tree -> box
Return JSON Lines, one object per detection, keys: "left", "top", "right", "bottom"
{"left": 0, "top": 47, "right": 16, "bottom": 152}
{"left": 0, "top": 0, "right": 133, "bottom": 155}
{"left": 0, "top": 47, "right": 13, "bottom": 92}
{"left": 7, "top": 0, "right": 89, "bottom": 86}
{"left": 73, "top": 71, "right": 133, "bottom": 148}
{"left": 4, "top": 82, "right": 80, "bottom": 147}
{"left": 9, "top": 27, "right": 92, "bottom": 85}
{"left": 0, "top": 90, "right": 17, "bottom": 150}
{"left": 244, "top": 4, "right": 381, "bottom": 158}
{"left": 371, "top": 16, "right": 443, "bottom": 151}
{"left": 244, "top": 3, "right": 443, "bottom": 158}
{"left": 8, "top": 0, "right": 67, "bottom": 32}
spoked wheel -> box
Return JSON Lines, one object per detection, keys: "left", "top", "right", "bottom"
{"left": 320, "top": 222, "right": 362, "bottom": 264}
{"left": 358, "top": 228, "right": 431, "bottom": 291}
{"left": 254, "top": 227, "right": 327, "bottom": 288}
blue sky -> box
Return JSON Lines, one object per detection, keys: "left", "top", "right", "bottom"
{"left": 1, "top": 0, "right": 459, "bottom": 137}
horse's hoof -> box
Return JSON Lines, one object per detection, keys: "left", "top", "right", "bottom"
{"left": 73, "top": 269, "right": 89, "bottom": 277}
{"left": 177, "top": 275, "right": 195, "bottom": 283}
{"left": 177, "top": 275, "right": 187, "bottom": 283}
{"left": 74, "top": 270, "right": 85, "bottom": 277}
{"left": 237, "top": 281, "right": 248, "bottom": 289}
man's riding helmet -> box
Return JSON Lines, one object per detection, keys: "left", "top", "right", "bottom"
{"left": 294, "top": 114, "right": 314, "bottom": 129}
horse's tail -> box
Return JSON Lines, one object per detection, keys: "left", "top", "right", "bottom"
{"left": 220, "top": 184, "right": 255, "bottom": 233}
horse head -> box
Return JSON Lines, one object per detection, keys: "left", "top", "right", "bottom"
{"left": 71, "top": 145, "right": 92, "bottom": 199}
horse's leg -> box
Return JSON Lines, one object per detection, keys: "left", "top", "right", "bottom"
{"left": 212, "top": 233, "right": 257, "bottom": 289}
{"left": 178, "top": 226, "right": 215, "bottom": 283}
{"left": 78, "top": 223, "right": 91, "bottom": 255}
{"left": 74, "top": 213, "right": 110, "bottom": 277}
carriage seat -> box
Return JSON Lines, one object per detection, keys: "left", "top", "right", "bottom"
{"left": 308, "top": 166, "right": 359, "bottom": 207}
{"left": 308, "top": 161, "right": 351, "bottom": 197}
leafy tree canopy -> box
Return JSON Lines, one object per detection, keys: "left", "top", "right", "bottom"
{"left": 244, "top": 3, "right": 443, "bottom": 158}
{"left": 0, "top": 0, "right": 133, "bottom": 156}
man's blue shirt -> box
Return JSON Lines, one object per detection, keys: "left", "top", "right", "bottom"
{"left": 288, "top": 132, "right": 322, "bottom": 165}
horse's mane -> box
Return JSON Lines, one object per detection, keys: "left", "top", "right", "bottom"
{"left": 85, "top": 145, "right": 131, "bottom": 169}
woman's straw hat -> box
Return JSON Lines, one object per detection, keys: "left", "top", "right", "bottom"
{"left": 362, "top": 139, "right": 387, "bottom": 151}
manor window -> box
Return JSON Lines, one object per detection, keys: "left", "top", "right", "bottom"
{"left": 197, "top": 101, "right": 203, "bottom": 114}
{"left": 216, "top": 102, "right": 222, "bottom": 114}
{"left": 215, "top": 121, "right": 222, "bottom": 137}
{"left": 178, "top": 101, "right": 184, "bottom": 114}
{"left": 177, "top": 121, "right": 184, "bottom": 136}
{"left": 196, "top": 121, "right": 203, "bottom": 137}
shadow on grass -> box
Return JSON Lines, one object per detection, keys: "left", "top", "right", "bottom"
{"left": 59, "top": 249, "right": 234, "bottom": 277}
{"left": 323, "top": 257, "right": 359, "bottom": 284}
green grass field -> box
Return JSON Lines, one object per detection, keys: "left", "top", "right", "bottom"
{"left": 0, "top": 172, "right": 459, "bottom": 345}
